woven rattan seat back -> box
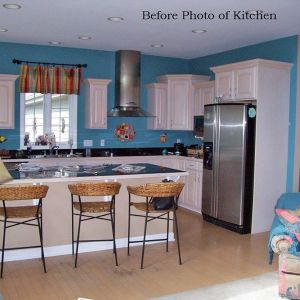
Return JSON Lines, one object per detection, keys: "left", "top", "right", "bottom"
{"left": 0, "top": 185, "right": 49, "bottom": 201}
{"left": 68, "top": 182, "right": 121, "bottom": 196}
{"left": 127, "top": 182, "right": 184, "bottom": 198}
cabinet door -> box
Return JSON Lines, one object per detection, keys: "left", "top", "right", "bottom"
{"left": 202, "top": 86, "right": 215, "bottom": 106}
{"left": 234, "top": 67, "right": 257, "bottom": 99}
{"left": 168, "top": 80, "right": 190, "bottom": 130}
{"left": 196, "top": 171, "right": 203, "bottom": 213}
{"left": 85, "top": 79, "right": 111, "bottom": 129}
{"left": 194, "top": 86, "right": 203, "bottom": 115}
{"left": 194, "top": 84, "right": 215, "bottom": 116}
{"left": 184, "top": 168, "right": 198, "bottom": 210}
{"left": 178, "top": 159, "right": 203, "bottom": 212}
{"left": 215, "top": 71, "right": 233, "bottom": 100}
{"left": 0, "top": 75, "right": 18, "bottom": 129}
{"left": 147, "top": 84, "right": 167, "bottom": 129}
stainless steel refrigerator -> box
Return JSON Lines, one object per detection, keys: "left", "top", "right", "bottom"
{"left": 202, "top": 102, "right": 256, "bottom": 234}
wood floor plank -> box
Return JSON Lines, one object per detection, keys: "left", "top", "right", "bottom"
{"left": 0, "top": 208, "right": 278, "bottom": 300}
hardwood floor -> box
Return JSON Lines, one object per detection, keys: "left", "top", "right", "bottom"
{"left": 0, "top": 208, "right": 277, "bottom": 300}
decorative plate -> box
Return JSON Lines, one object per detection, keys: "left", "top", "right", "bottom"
{"left": 114, "top": 123, "right": 136, "bottom": 142}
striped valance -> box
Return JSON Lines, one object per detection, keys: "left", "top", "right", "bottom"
{"left": 19, "top": 64, "right": 82, "bottom": 95}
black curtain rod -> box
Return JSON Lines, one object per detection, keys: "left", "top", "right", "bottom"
{"left": 12, "top": 58, "right": 87, "bottom": 68}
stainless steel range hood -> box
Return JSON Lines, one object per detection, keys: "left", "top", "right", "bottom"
{"left": 108, "top": 50, "right": 153, "bottom": 117}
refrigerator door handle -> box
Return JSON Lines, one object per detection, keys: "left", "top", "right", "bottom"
{"left": 213, "top": 104, "right": 220, "bottom": 217}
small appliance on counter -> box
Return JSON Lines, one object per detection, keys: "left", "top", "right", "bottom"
{"left": 173, "top": 143, "right": 186, "bottom": 156}
{"left": 186, "top": 144, "right": 203, "bottom": 158}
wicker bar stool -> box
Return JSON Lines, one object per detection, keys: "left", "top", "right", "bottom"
{"left": 127, "top": 182, "right": 184, "bottom": 269}
{"left": 68, "top": 181, "right": 121, "bottom": 268}
{"left": 0, "top": 184, "right": 49, "bottom": 278}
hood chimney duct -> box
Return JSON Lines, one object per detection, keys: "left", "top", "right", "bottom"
{"left": 108, "top": 50, "right": 154, "bottom": 117}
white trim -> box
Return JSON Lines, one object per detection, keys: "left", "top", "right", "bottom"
{"left": 44, "top": 94, "right": 52, "bottom": 134}
{"left": 69, "top": 94, "right": 78, "bottom": 149}
{"left": 19, "top": 93, "right": 25, "bottom": 149}
{"left": 19, "top": 93, "right": 78, "bottom": 149}
{"left": 3, "top": 233, "right": 175, "bottom": 262}
{"left": 293, "top": 35, "right": 300, "bottom": 191}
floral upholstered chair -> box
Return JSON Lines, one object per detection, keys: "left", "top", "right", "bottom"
{"left": 269, "top": 193, "right": 300, "bottom": 299}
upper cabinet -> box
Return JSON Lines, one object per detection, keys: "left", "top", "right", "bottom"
{"left": 193, "top": 81, "right": 215, "bottom": 115}
{"left": 85, "top": 79, "right": 111, "bottom": 129}
{"left": 156, "top": 74, "right": 209, "bottom": 130}
{"left": 0, "top": 74, "right": 18, "bottom": 129}
{"left": 147, "top": 83, "right": 168, "bottom": 130}
{"left": 211, "top": 62, "right": 257, "bottom": 101}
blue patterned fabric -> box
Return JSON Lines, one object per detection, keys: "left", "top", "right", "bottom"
{"left": 269, "top": 193, "right": 300, "bottom": 264}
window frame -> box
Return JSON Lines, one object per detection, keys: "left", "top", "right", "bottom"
{"left": 20, "top": 93, "right": 77, "bottom": 150}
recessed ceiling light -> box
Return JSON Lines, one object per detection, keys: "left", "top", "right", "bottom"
{"left": 3, "top": 3, "right": 22, "bottom": 9}
{"left": 48, "top": 41, "right": 61, "bottom": 45}
{"left": 0, "top": 28, "right": 8, "bottom": 32}
{"left": 247, "top": 10, "right": 263, "bottom": 14}
{"left": 192, "top": 29, "right": 207, "bottom": 34}
{"left": 78, "top": 36, "right": 92, "bottom": 40}
{"left": 107, "top": 17, "right": 124, "bottom": 22}
{"left": 151, "top": 44, "right": 164, "bottom": 48}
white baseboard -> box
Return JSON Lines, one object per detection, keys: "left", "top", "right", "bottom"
{"left": 3, "top": 233, "right": 175, "bottom": 262}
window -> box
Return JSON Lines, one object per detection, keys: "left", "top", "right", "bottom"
{"left": 20, "top": 93, "right": 77, "bottom": 149}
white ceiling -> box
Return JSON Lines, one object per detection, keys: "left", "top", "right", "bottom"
{"left": 0, "top": 0, "right": 299, "bottom": 59}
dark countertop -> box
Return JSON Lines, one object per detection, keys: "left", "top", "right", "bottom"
{"left": 5, "top": 147, "right": 178, "bottom": 159}
{"left": 9, "top": 163, "right": 186, "bottom": 181}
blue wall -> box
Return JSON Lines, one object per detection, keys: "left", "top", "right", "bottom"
{"left": 0, "top": 42, "right": 195, "bottom": 150}
{"left": 189, "top": 36, "right": 298, "bottom": 191}
{"left": 0, "top": 36, "right": 298, "bottom": 191}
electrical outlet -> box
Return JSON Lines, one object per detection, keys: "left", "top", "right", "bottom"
{"left": 100, "top": 139, "right": 105, "bottom": 147}
{"left": 83, "top": 140, "right": 93, "bottom": 147}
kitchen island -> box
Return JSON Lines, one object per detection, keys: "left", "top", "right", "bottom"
{"left": 3, "top": 159, "right": 188, "bottom": 262}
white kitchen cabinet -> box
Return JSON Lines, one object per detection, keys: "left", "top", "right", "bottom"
{"left": 85, "top": 79, "right": 111, "bottom": 129}
{"left": 0, "top": 74, "right": 18, "bottom": 129}
{"left": 157, "top": 74, "right": 209, "bottom": 130}
{"left": 179, "top": 158, "right": 203, "bottom": 213}
{"left": 193, "top": 81, "right": 215, "bottom": 115}
{"left": 212, "top": 63, "right": 257, "bottom": 101}
{"left": 146, "top": 83, "right": 168, "bottom": 129}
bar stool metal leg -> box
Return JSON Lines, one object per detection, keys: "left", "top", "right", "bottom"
{"left": 166, "top": 211, "right": 170, "bottom": 252}
{"left": 110, "top": 197, "right": 118, "bottom": 266}
{"left": 1, "top": 217, "right": 7, "bottom": 278}
{"left": 71, "top": 194, "right": 75, "bottom": 255}
{"left": 37, "top": 200, "right": 47, "bottom": 273}
{"left": 141, "top": 211, "right": 149, "bottom": 269}
{"left": 127, "top": 193, "right": 131, "bottom": 256}
{"left": 173, "top": 206, "right": 182, "bottom": 265}
{"left": 75, "top": 211, "right": 82, "bottom": 268}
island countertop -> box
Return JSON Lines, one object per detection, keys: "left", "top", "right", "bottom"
{"left": 6, "top": 162, "right": 188, "bottom": 184}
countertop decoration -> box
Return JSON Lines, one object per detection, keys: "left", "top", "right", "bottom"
{"left": 0, "top": 135, "right": 9, "bottom": 159}
{"left": 0, "top": 135, "right": 7, "bottom": 143}
{"left": 160, "top": 133, "right": 167, "bottom": 143}
{"left": 114, "top": 123, "right": 135, "bottom": 142}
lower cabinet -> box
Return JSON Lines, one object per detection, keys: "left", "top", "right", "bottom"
{"left": 179, "top": 159, "right": 203, "bottom": 213}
